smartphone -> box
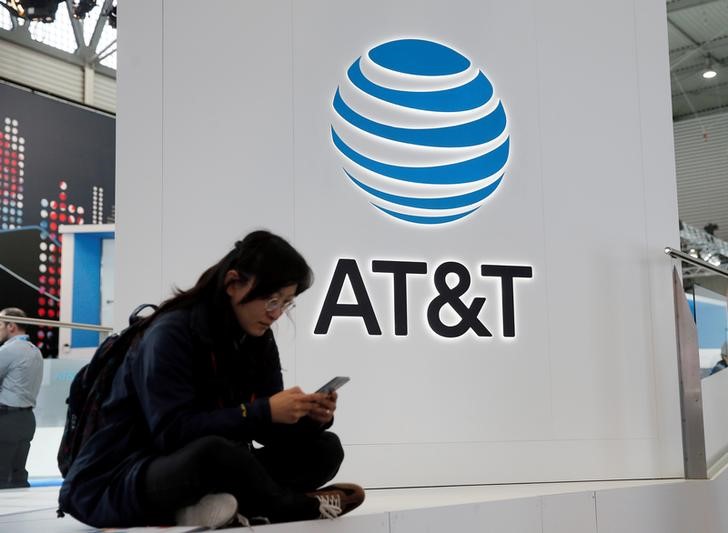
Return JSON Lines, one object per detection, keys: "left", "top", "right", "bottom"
{"left": 316, "top": 376, "right": 350, "bottom": 394}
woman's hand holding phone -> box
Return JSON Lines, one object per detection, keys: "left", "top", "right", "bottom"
{"left": 308, "top": 390, "right": 338, "bottom": 425}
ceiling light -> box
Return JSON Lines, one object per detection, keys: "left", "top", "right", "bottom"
{"left": 72, "top": 0, "right": 96, "bottom": 19}
{"left": 5, "top": 0, "right": 64, "bottom": 22}
{"left": 702, "top": 59, "right": 718, "bottom": 79}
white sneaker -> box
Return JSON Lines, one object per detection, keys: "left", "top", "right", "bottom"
{"left": 175, "top": 493, "right": 238, "bottom": 529}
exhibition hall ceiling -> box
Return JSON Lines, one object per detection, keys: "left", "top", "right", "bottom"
{"left": 669, "top": 0, "right": 728, "bottom": 121}
{"left": 0, "top": 1, "right": 724, "bottom": 123}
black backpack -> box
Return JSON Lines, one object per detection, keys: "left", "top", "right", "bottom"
{"left": 57, "top": 304, "right": 157, "bottom": 478}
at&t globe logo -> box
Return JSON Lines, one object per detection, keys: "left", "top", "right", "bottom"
{"left": 330, "top": 38, "right": 510, "bottom": 225}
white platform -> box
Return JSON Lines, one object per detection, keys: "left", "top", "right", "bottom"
{"left": 3, "top": 471, "right": 728, "bottom": 533}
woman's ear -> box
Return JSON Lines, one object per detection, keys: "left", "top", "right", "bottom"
{"left": 225, "top": 270, "right": 253, "bottom": 299}
{"left": 224, "top": 270, "right": 240, "bottom": 297}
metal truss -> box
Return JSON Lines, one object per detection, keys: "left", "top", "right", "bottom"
{"left": 680, "top": 221, "right": 728, "bottom": 278}
{"left": 0, "top": 0, "right": 116, "bottom": 77}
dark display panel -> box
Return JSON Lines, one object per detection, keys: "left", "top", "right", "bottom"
{"left": 0, "top": 82, "right": 115, "bottom": 355}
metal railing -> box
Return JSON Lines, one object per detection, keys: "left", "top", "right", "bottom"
{"left": 0, "top": 315, "right": 113, "bottom": 334}
{"left": 665, "top": 247, "right": 728, "bottom": 280}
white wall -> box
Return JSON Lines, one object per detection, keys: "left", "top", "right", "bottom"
{"left": 26, "top": 427, "right": 63, "bottom": 478}
{"left": 117, "top": 0, "right": 682, "bottom": 486}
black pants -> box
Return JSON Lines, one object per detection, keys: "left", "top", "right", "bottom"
{"left": 0, "top": 408, "right": 36, "bottom": 489}
{"left": 142, "top": 431, "right": 344, "bottom": 524}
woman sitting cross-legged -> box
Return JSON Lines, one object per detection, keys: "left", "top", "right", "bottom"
{"left": 58, "top": 230, "right": 364, "bottom": 528}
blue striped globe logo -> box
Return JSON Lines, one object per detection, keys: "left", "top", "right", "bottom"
{"left": 330, "top": 38, "right": 510, "bottom": 225}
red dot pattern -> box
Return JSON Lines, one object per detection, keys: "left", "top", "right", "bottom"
{"left": 36, "top": 180, "right": 85, "bottom": 352}
{"left": 3, "top": 119, "right": 97, "bottom": 355}
{"left": 0, "top": 118, "right": 25, "bottom": 230}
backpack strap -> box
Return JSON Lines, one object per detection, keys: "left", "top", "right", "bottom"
{"left": 128, "top": 304, "right": 158, "bottom": 325}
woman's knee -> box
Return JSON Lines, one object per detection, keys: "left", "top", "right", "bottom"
{"left": 185, "top": 436, "right": 237, "bottom": 463}
{"left": 316, "top": 432, "right": 344, "bottom": 473}
{"left": 142, "top": 436, "right": 250, "bottom": 516}
{"left": 146, "top": 436, "right": 251, "bottom": 495}
{"left": 165, "top": 435, "right": 252, "bottom": 482}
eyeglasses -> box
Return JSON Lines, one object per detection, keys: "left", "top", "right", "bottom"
{"left": 264, "top": 296, "right": 296, "bottom": 314}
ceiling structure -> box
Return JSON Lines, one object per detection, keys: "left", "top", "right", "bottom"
{"left": 669, "top": 0, "right": 728, "bottom": 121}
{"left": 0, "top": 0, "right": 116, "bottom": 73}
{"left": 0, "top": 1, "right": 722, "bottom": 121}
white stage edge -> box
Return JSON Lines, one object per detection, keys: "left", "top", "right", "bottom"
{"left": 3, "top": 467, "right": 728, "bottom": 533}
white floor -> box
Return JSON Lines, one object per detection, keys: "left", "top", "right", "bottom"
{"left": 0, "top": 478, "right": 688, "bottom": 532}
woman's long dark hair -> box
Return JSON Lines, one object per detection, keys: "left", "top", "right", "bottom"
{"left": 137, "top": 230, "right": 313, "bottom": 334}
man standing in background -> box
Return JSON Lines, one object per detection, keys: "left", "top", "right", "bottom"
{"left": 0, "top": 308, "right": 43, "bottom": 489}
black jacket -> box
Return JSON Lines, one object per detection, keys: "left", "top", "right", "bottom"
{"left": 58, "top": 302, "right": 316, "bottom": 527}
